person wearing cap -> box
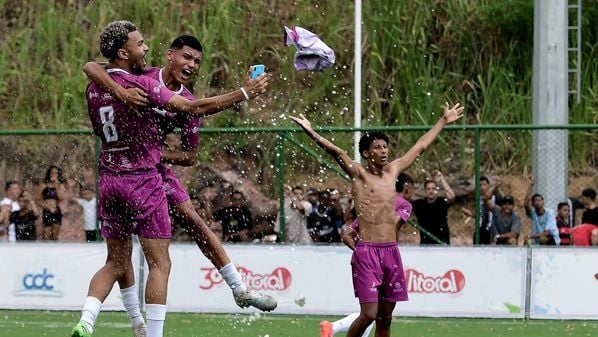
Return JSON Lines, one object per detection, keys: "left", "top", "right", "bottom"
{"left": 483, "top": 193, "right": 521, "bottom": 245}
{"left": 306, "top": 188, "right": 320, "bottom": 214}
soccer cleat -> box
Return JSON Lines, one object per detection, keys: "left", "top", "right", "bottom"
{"left": 71, "top": 321, "right": 91, "bottom": 337}
{"left": 319, "top": 320, "right": 333, "bottom": 337}
{"left": 234, "top": 290, "right": 278, "bottom": 312}
{"left": 132, "top": 322, "right": 147, "bottom": 337}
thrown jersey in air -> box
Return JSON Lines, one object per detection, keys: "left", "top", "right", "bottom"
{"left": 143, "top": 67, "right": 201, "bottom": 150}
{"left": 86, "top": 68, "right": 175, "bottom": 174}
{"left": 284, "top": 25, "right": 335, "bottom": 72}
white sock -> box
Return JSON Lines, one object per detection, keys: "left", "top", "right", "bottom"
{"left": 362, "top": 322, "right": 375, "bottom": 337}
{"left": 146, "top": 304, "right": 167, "bottom": 337}
{"left": 80, "top": 296, "right": 102, "bottom": 333}
{"left": 120, "top": 285, "right": 145, "bottom": 328}
{"left": 332, "top": 313, "right": 360, "bottom": 334}
{"left": 219, "top": 263, "right": 247, "bottom": 295}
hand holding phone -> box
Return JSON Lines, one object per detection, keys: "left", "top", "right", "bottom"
{"left": 250, "top": 64, "right": 266, "bottom": 79}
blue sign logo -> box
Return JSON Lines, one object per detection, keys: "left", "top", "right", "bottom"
{"left": 22, "top": 268, "right": 55, "bottom": 290}
{"left": 14, "top": 268, "right": 63, "bottom": 297}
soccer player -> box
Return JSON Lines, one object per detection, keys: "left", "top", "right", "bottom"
{"left": 320, "top": 173, "right": 415, "bottom": 337}
{"left": 83, "top": 35, "right": 277, "bottom": 316}
{"left": 71, "top": 21, "right": 267, "bottom": 337}
{"left": 291, "top": 103, "right": 463, "bottom": 337}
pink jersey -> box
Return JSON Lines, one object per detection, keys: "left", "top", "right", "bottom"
{"left": 86, "top": 68, "right": 175, "bottom": 174}
{"left": 143, "top": 67, "right": 201, "bottom": 150}
{"left": 351, "top": 194, "right": 412, "bottom": 231}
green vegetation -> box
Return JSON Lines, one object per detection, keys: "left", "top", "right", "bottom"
{"left": 1, "top": 310, "right": 597, "bottom": 337}
{"left": 0, "top": 0, "right": 596, "bottom": 177}
{"left": 2, "top": 0, "right": 597, "bottom": 128}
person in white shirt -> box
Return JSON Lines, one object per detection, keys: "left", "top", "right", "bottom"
{"left": 0, "top": 181, "right": 22, "bottom": 242}
{"left": 76, "top": 185, "right": 97, "bottom": 242}
{"left": 275, "top": 185, "right": 313, "bottom": 244}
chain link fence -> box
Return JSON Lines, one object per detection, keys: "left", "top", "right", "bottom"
{"left": 1, "top": 125, "right": 596, "bottom": 245}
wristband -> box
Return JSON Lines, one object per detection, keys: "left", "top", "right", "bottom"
{"left": 240, "top": 87, "right": 250, "bottom": 100}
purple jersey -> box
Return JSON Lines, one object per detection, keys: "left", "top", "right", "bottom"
{"left": 351, "top": 194, "right": 412, "bottom": 231}
{"left": 87, "top": 68, "right": 175, "bottom": 174}
{"left": 144, "top": 67, "right": 201, "bottom": 150}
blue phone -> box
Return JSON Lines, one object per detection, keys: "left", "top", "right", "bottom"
{"left": 250, "top": 64, "right": 266, "bottom": 79}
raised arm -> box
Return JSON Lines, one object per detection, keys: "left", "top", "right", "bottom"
{"left": 390, "top": 103, "right": 463, "bottom": 173}
{"left": 434, "top": 171, "right": 455, "bottom": 204}
{"left": 524, "top": 174, "right": 534, "bottom": 215}
{"left": 290, "top": 114, "right": 360, "bottom": 178}
{"left": 83, "top": 62, "right": 150, "bottom": 109}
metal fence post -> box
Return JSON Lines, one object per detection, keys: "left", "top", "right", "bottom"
{"left": 277, "top": 132, "right": 286, "bottom": 242}
{"left": 474, "top": 128, "right": 482, "bottom": 244}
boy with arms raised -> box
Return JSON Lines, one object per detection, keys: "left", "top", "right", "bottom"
{"left": 320, "top": 173, "right": 415, "bottom": 337}
{"left": 290, "top": 103, "right": 463, "bottom": 337}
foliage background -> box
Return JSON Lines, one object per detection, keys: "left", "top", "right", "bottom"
{"left": 0, "top": 0, "right": 596, "bottom": 182}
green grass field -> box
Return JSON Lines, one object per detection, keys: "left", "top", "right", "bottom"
{"left": 1, "top": 310, "right": 597, "bottom": 337}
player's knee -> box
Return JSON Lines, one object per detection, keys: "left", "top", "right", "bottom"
{"left": 376, "top": 314, "right": 392, "bottom": 327}
{"left": 360, "top": 310, "right": 377, "bottom": 322}
{"left": 148, "top": 256, "right": 172, "bottom": 274}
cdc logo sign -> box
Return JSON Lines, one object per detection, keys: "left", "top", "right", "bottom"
{"left": 14, "top": 268, "right": 63, "bottom": 297}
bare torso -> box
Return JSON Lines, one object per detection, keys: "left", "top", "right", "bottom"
{"left": 353, "top": 166, "right": 399, "bottom": 243}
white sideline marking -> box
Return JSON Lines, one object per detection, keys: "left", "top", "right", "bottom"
{"left": 0, "top": 321, "right": 130, "bottom": 329}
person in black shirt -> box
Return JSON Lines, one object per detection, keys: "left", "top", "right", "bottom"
{"left": 10, "top": 191, "right": 40, "bottom": 241}
{"left": 307, "top": 190, "right": 342, "bottom": 243}
{"left": 580, "top": 188, "right": 598, "bottom": 226}
{"left": 214, "top": 191, "right": 253, "bottom": 242}
{"left": 412, "top": 171, "right": 456, "bottom": 245}
{"left": 475, "top": 176, "right": 502, "bottom": 244}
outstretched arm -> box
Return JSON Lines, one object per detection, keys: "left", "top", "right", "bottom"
{"left": 165, "top": 72, "right": 269, "bottom": 117}
{"left": 290, "top": 114, "right": 360, "bottom": 178}
{"left": 390, "top": 103, "right": 464, "bottom": 173}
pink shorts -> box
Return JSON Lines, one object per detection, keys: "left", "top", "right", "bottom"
{"left": 99, "top": 173, "right": 171, "bottom": 239}
{"left": 351, "top": 241, "right": 409, "bottom": 303}
{"left": 158, "top": 164, "right": 191, "bottom": 206}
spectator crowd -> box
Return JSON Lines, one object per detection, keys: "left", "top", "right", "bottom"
{"left": 2, "top": 166, "right": 597, "bottom": 247}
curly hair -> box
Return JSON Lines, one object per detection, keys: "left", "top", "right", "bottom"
{"left": 358, "top": 132, "right": 389, "bottom": 156}
{"left": 99, "top": 20, "right": 137, "bottom": 60}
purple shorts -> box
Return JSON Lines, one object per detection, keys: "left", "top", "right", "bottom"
{"left": 351, "top": 241, "right": 408, "bottom": 303}
{"left": 158, "top": 164, "right": 190, "bottom": 206}
{"left": 99, "top": 173, "right": 171, "bottom": 239}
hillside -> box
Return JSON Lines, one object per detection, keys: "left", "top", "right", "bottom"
{"left": 0, "top": 1, "right": 596, "bottom": 220}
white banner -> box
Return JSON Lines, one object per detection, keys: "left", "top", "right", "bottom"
{"left": 531, "top": 248, "right": 598, "bottom": 319}
{"left": 1, "top": 242, "right": 140, "bottom": 310}
{"left": 165, "top": 245, "right": 526, "bottom": 318}
{"left": 164, "top": 244, "right": 358, "bottom": 314}
{"left": 1, "top": 243, "right": 527, "bottom": 317}
{"left": 397, "top": 246, "right": 526, "bottom": 318}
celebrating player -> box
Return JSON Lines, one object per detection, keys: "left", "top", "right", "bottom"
{"left": 71, "top": 20, "right": 268, "bottom": 337}
{"left": 83, "top": 34, "right": 276, "bottom": 316}
{"left": 291, "top": 103, "right": 463, "bottom": 337}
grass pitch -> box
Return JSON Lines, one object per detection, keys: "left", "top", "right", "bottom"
{"left": 0, "top": 310, "right": 597, "bottom": 337}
